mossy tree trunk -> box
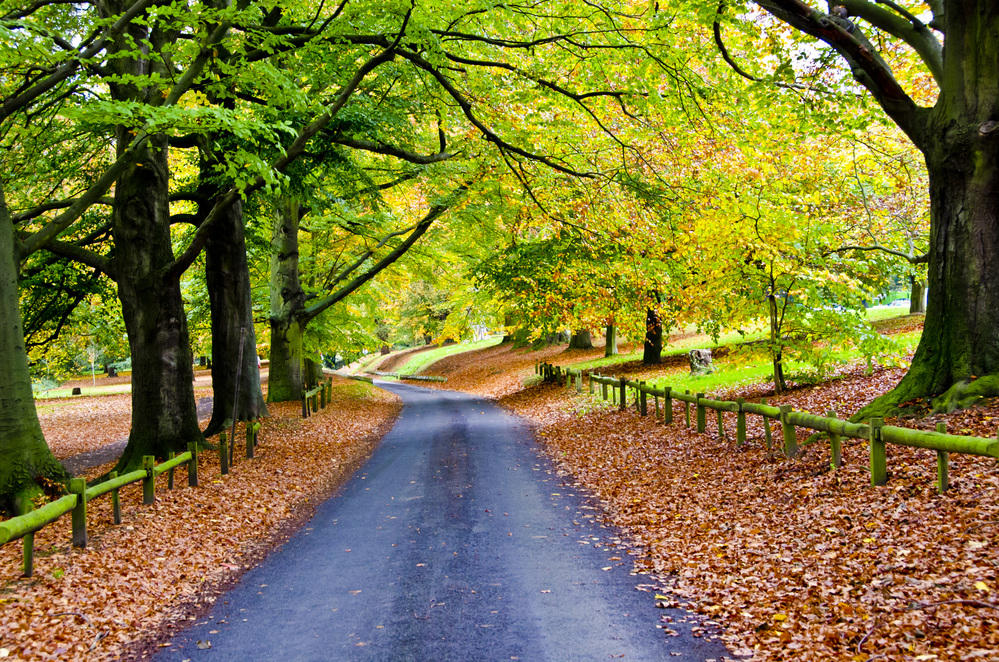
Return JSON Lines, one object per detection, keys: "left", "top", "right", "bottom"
{"left": 909, "top": 276, "right": 926, "bottom": 315}
{"left": 268, "top": 198, "right": 307, "bottom": 403}
{"left": 203, "top": 196, "right": 268, "bottom": 436}
{"left": 111, "top": 132, "right": 204, "bottom": 472}
{"left": 0, "top": 190, "right": 68, "bottom": 514}
{"left": 604, "top": 323, "right": 618, "bottom": 357}
{"left": 567, "top": 329, "right": 593, "bottom": 350}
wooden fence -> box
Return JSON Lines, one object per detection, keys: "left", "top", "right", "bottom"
{"left": 536, "top": 361, "right": 998, "bottom": 494}
{"left": 368, "top": 370, "right": 447, "bottom": 383}
{"left": 0, "top": 414, "right": 272, "bottom": 579}
{"left": 302, "top": 378, "right": 334, "bottom": 418}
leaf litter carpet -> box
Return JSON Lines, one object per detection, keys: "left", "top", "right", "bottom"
{"left": 420, "top": 339, "right": 999, "bottom": 661}
{"left": 0, "top": 378, "right": 400, "bottom": 661}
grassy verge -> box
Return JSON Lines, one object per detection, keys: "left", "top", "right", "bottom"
{"left": 394, "top": 336, "right": 504, "bottom": 374}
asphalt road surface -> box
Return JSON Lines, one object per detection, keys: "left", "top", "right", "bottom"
{"left": 155, "top": 382, "right": 728, "bottom": 661}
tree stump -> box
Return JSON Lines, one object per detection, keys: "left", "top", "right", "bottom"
{"left": 688, "top": 349, "right": 715, "bottom": 375}
{"left": 71, "top": 387, "right": 82, "bottom": 395}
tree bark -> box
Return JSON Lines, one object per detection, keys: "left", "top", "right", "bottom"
{"left": 909, "top": 276, "right": 926, "bottom": 315}
{"left": 0, "top": 186, "right": 69, "bottom": 513}
{"left": 567, "top": 329, "right": 593, "bottom": 350}
{"left": 267, "top": 198, "right": 306, "bottom": 403}
{"left": 111, "top": 132, "right": 203, "bottom": 472}
{"left": 643, "top": 307, "right": 663, "bottom": 365}
{"left": 604, "top": 323, "right": 618, "bottom": 357}
{"left": 203, "top": 197, "right": 268, "bottom": 436}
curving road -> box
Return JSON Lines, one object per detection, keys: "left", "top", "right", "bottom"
{"left": 154, "top": 382, "right": 728, "bottom": 661}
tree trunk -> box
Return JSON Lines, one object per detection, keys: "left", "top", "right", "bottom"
{"left": 567, "top": 329, "right": 593, "bottom": 350}
{"left": 768, "top": 295, "right": 787, "bottom": 394}
{"left": 643, "top": 308, "right": 663, "bottom": 365}
{"left": 865, "top": 132, "right": 999, "bottom": 413}
{"left": 112, "top": 133, "right": 203, "bottom": 472}
{"left": 909, "top": 276, "right": 926, "bottom": 315}
{"left": 604, "top": 324, "right": 618, "bottom": 357}
{"left": 267, "top": 199, "right": 306, "bottom": 403}
{"left": 203, "top": 197, "right": 268, "bottom": 436}
{"left": 303, "top": 358, "right": 322, "bottom": 390}
{"left": 0, "top": 188, "right": 68, "bottom": 513}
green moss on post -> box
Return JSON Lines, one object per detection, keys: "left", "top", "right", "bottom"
{"left": 736, "top": 398, "right": 746, "bottom": 446}
{"left": 246, "top": 424, "right": 255, "bottom": 459}
{"left": 142, "top": 456, "right": 156, "bottom": 505}
{"left": 762, "top": 397, "right": 773, "bottom": 450}
{"left": 716, "top": 409, "right": 724, "bottom": 440}
{"left": 220, "top": 431, "right": 229, "bottom": 475}
{"left": 779, "top": 405, "right": 797, "bottom": 458}
{"left": 110, "top": 470, "right": 121, "bottom": 524}
{"left": 684, "top": 389, "right": 691, "bottom": 428}
{"left": 936, "top": 421, "right": 949, "bottom": 493}
{"left": 253, "top": 421, "right": 261, "bottom": 448}
{"left": 869, "top": 417, "right": 887, "bottom": 486}
{"left": 696, "top": 393, "right": 706, "bottom": 433}
{"left": 588, "top": 374, "right": 594, "bottom": 394}
{"left": 70, "top": 478, "right": 87, "bottom": 548}
{"left": 602, "top": 379, "right": 608, "bottom": 400}
{"left": 619, "top": 378, "right": 627, "bottom": 411}
{"left": 167, "top": 452, "right": 175, "bottom": 490}
{"left": 664, "top": 387, "right": 673, "bottom": 425}
{"left": 187, "top": 442, "right": 199, "bottom": 487}
{"left": 654, "top": 395, "right": 660, "bottom": 420}
{"left": 828, "top": 410, "right": 842, "bottom": 470}
{"left": 640, "top": 383, "right": 648, "bottom": 416}
{"left": 20, "top": 501, "right": 33, "bottom": 577}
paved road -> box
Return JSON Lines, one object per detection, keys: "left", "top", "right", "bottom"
{"left": 155, "top": 382, "right": 728, "bottom": 661}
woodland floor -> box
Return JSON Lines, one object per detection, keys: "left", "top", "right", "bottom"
{"left": 418, "top": 321, "right": 999, "bottom": 661}
{"left": 0, "top": 377, "right": 401, "bottom": 661}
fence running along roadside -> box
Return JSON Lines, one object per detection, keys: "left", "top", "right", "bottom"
{"left": 0, "top": 412, "right": 273, "bottom": 579}
{"left": 536, "top": 361, "right": 999, "bottom": 494}
{"left": 367, "top": 370, "right": 447, "bottom": 383}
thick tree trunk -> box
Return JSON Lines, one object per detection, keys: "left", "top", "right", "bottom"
{"left": 303, "top": 358, "right": 322, "bottom": 390}
{"left": 567, "top": 329, "right": 593, "bottom": 350}
{"left": 203, "top": 198, "right": 268, "bottom": 436}
{"left": 909, "top": 276, "right": 926, "bottom": 315}
{"left": 112, "top": 133, "right": 203, "bottom": 472}
{"left": 604, "top": 324, "right": 618, "bottom": 357}
{"left": 267, "top": 199, "right": 306, "bottom": 403}
{"left": 643, "top": 308, "right": 663, "bottom": 365}
{"left": 0, "top": 189, "right": 68, "bottom": 513}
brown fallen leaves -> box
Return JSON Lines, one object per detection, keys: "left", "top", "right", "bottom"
{"left": 427, "top": 338, "right": 999, "bottom": 661}
{"left": 0, "top": 378, "right": 400, "bottom": 661}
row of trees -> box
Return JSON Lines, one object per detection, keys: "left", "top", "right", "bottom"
{"left": 3, "top": 0, "right": 998, "bottom": 511}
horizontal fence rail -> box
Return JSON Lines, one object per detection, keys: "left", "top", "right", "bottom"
{"left": 368, "top": 370, "right": 447, "bottom": 383}
{"left": 0, "top": 411, "right": 272, "bottom": 578}
{"left": 537, "top": 362, "right": 998, "bottom": 493}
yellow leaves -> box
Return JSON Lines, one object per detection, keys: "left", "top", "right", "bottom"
{"left": 974, "top": 581, "right": 990, "bottom": 593}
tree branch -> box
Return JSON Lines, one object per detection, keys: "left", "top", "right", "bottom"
{"left": 168, "top": 47, "right": 398, "bottom": 278}
{"left": 325, "top": 135, "right": 454, "bottom": 164}
{"left": 12, "top": 197, "right": 113, "bottom": 224}
{"left": 35, "top": 236, "right": 115, "bottom": 279}
{"left": 839, "top": 0, "right": 943, "bottom": 85}
{"left": 825, "top": 244, "right": 929, "bottom": 263}
{"left": 303, "top": 186, "right": 467, "bottom": 323}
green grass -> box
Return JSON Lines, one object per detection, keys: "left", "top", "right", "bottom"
{"left": 394, "top": 336, "right": 505, "bottom": 374}
{"left": 36, "top": 384, "right": 135, "bottom": 398}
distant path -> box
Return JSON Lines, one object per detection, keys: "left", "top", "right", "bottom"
{"left": 62, "top": 396, "right": 214, "bottom": 476}
{"left": 153, "top": 382, "right": 727, "bottom": 661}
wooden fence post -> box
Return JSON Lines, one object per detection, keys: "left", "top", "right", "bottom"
{"left": 110, "top": 470, "right": 122, "bottom": 524}
{"left": 188, "top": 442, "right": 199, "bottom": 487}
{"left": 654, "top": 394, "right": 660, "bottom": 420}
{"left": 828, "top": 410, "right": 842, "bottom": 469}
{"left": 576, "top": 373, "right": 582, "bottom": 393}
{"left": 869, "top": 417, "right": 886, "bottom": 486}
{"left": 936, "top": 421, "right": 949, "bottom": 493}
{"left": 301, "top": 392, "right": 308, "bottom": 418}
{"left": 167, "top": 451, "right": 175, "bottom": 490}
{"left": 779, "top": 405, "right": 797, "bottom": 458}
{"left": 736, "top": 398, "right": 746, "bottom": 446}
{"left": 246, "top": 423, "right": 255, "bottom": 459}
{"left": 761, "top": 397, "right": 773, "bottom": 450}
{"left": 535, "top": 360, "right": 539, "bottom": 374}
{"left": 684, "top": 389, "right": 691, "bottom": 428}
{"left": 602, "top": 378, "right": 608, "bottom": 400}
{"left": 220, "top": 431, "right": 229, "bottom": 475}
{"left": 142, "top": 455, "right": 156, "bottom": 505}
{"left": 716, "top": 408, "right": 724, "bottom": 440}
{"left": 664, "top": 387, "right": 673, "bottom": 425}
{"left": 70, "top": 478, "right": 87, "bottom": 548}
{"left": 588, "top": 374, "right": 594, "bottom": 394}
{"left": 20, "top": 501, "right": 33, "bottom": 577}
{"left": 696, "top": 393, "right": 706, "bottom": 433}
{"left": 619, "top": 378, "right": 627, "bottom": 411}
{"left": 639, "top": 383, "right": 648, "bottom": 416}
{"left": 320, "top": 385, "right": 326, "bottom": 410}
